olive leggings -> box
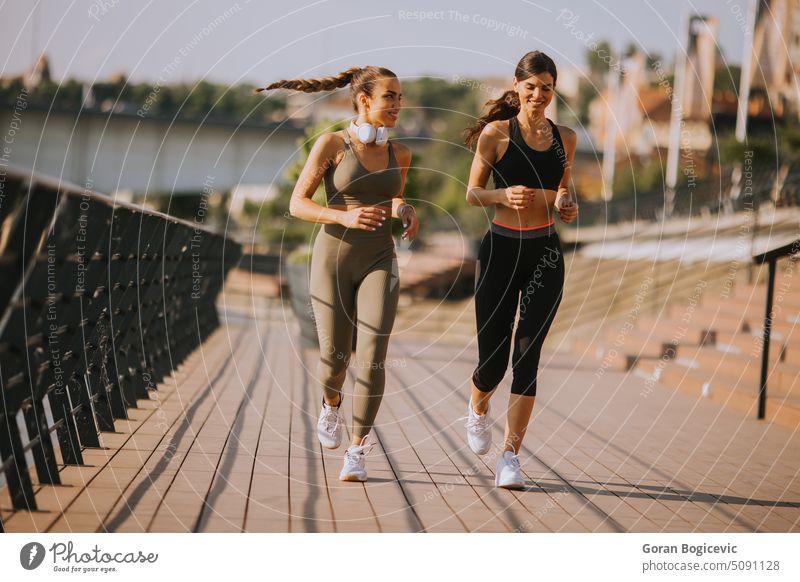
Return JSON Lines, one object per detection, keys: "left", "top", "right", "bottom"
{"left": 310, "top": 224, "right": 400, "bottom": 438}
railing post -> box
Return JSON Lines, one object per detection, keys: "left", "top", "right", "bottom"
{"left": 758, "top": 257, "right": 776, "bottom": 420}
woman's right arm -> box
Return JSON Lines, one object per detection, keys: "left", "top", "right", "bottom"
{"left": 288, "top": 134, "right": 345, "bottom": 224}
{"left": 466, "top": 123, "right": 504, "bottom": 207}
{"left": 465, "top": 122, "right": 535, "bottom": 209}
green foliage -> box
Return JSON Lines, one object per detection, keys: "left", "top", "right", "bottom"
{"left": 715, "top": 118, "right": 800, "bottom": 170}
{"left": 714, "top": 65, "right": 741, "bottom": 95}
{"left": 587, "top": 40, "right": 613, "bottom": 76}
{"left": 777, "top": 120, "right": 800, "bottom": 165}
{"left": 286, "top": 246, "right": 313, "bottom": 265}
{"left": 90, "top": 75, "right": 128, "bottom": 103}
{"left": 0, "top": 77, "right": 26, "bottom": 102}
{"left": 645, "top": 52, "right": 663, "bottom": 71}
{"left": 257, "top": 119, "right": 346, "bottom": 247}
{"left": 576, "top": 78, "right": 598, "bottom": 124}
{"left": 712, "top": 117, "right": 800, "bottom": 182}
{"left": 397, "top": 76, "right": 489, "bottom": 238}
{"left": 0, "top": 76, "right": 286, "bottom": 124}
{"left": 613, "top": 158, "right": 666, "bottom": 198}
{"left": 401, "top": 76, "right": 475, "bottom": 127}
{"left": 718, "top": 134, "right": 776, "bottom": 168}
{"left": 138, "top": 80, "right": 285, "bottom": 123}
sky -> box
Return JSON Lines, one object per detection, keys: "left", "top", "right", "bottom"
{"left": 1, "top": 0, "right": 749, "bottom": 87}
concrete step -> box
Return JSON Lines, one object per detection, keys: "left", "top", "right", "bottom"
{"left": 634, "top": 358, "right": 800, "bottom": 430}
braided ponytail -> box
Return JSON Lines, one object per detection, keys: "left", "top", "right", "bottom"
{"left": 254, "top": 65, "right": 396, "bottom": 112}
{"left": 254, "top": 66, "right": 362, "bottom": 94}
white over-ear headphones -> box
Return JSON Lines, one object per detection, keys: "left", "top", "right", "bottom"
{"left": 349, "top": 120, "right": 389, "bottom": 146}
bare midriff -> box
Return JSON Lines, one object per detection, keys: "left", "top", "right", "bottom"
{"left": 492, "top": 187, "right": 557, "bottom": 229}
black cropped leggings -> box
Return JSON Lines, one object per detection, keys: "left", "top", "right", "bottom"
{"left": 471, "top": 228, "right": 564, "bottom": 397}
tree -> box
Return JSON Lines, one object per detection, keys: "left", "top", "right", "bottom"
{"left": 586, "top": 40, "right": 613, "bottom": 79}
{"left": 714, "top": 64, "right": 741, "bottom": 96}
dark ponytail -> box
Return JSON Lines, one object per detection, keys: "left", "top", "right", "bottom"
{"left": 463, "top": 90, "right": 520, "bottom": 149}
{"left": 464, "top": 50, "right": 557, "bottom": 148}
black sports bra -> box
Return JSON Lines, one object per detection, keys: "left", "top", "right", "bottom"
{"left": 491, "top": 117, "right": 566, "bottom": 191}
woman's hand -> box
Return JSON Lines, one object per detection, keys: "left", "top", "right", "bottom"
{"left": 399, "top": 203, "right": 419, "bottom": 240}
{"left": 337, "top": 206, "right": 387, "bottom": 231}
{"left": 555, "top": 194, "right": 578, "bottom": 223}
{"left": 500, "top": 185, "right": 537, "bottom": 210}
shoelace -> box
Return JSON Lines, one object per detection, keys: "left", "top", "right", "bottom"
{"left": 464, "top": 415, "right": 489, "bottom": 434}
{"left": 504, "top": 452, "right": 521, "bottom": 471}
{"left": 344, "top": 438, "right": 375, "bottom": 466}
{"left": 461, "top": 407, "right": 489, "bottom": 435}
{"left": 320, "top": 405, "right": 342, "bottom": 434}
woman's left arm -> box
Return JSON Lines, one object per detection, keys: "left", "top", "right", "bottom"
{"left": 555, "top": 126, "right": 578, "bottom": 224}
{"left": 391, "top": 143, "right": 419, "bottom": 240}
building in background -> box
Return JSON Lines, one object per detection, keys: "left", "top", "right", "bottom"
{"left": 746, "top": 0, "right": 800, "bottom": 120}
{"left": 586, "top": 14, "right": 721, "bottom": 200}
{"left": 23, "top": 53, "right": 51, "bottom": 91}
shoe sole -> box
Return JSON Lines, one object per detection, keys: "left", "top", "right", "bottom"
{"left": 495, "top": 475, "right": 526, "bottom": 490}
{"left": 339, "top": 474, "right": 366, "bottom": 482}
{"left": 496, "top": 481, "right": 526, "bottom": 490}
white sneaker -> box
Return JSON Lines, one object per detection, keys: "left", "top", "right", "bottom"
{"left": 317, "top": 399, "right": 344, "bottom": 449}
{"left": 464, "top": 399, "right": 491, "bottom": 455}
{"left": 495, "top": 450, "right": 525, "bottom": 489}
{"left": 339, "top": 437, "right": 375, "bottom": 482}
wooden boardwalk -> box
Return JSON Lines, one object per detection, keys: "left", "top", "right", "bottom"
{"left": 2, "top": 299, "right": 799, "bottom": 533}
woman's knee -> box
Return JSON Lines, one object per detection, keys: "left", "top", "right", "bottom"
{"left": 318, "top": 351, "right": 350, "bottom": 383}
{"left": 355, "top": 363, "right": 386, "bottom": 391}
{"left": 510, "top": 375, "right": 538, "bottom": 397}
{"left": 472, "top": 365, "right": 505, "bottom": 392}
{"left": 355, "top": 358, "right": 388, "bottom": 390}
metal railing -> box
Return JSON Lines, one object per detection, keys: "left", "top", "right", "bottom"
{"left": 752, "top": 238, "right": 800, "bottom": 420}
{"left": 0, "top": 165, "right": 241, "bottom": 531}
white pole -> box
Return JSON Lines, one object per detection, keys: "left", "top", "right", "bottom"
{"left": 735, "top": 0, "right": 759, "bottom": 143}
{"left": 601, "top": 48, "right": 619, "bottom": 201}
{"left": 729, "top": 0, "right": 759, "bottom": 207}
{"left": 665, "top": 7, "right": 692, "bottom": 216}
{"left": 666, "top": 10, "right": 691, "bottom": 191}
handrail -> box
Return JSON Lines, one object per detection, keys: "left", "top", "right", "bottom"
{"left": 0, "top": 165, "right": 242, "bottom": 531}
{"left": 2, "top": 162, "right": 229, "bottom": 237}
{"left": 752, "top": 237, "right": 800, "bottom": 420}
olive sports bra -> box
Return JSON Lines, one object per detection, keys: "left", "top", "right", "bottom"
{"left": 323, "top": 129, "right": 402, "bottom": 206}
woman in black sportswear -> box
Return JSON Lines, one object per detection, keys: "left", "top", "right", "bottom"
{"left": 462, "top": 51, "right": 578, "bottom": 489}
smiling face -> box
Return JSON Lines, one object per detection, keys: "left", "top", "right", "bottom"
{"left": 513, "top": 72, "right": 555, "bottom": 116}
{"left": 358, "top": 76, "right": 402, "bottom": 128}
